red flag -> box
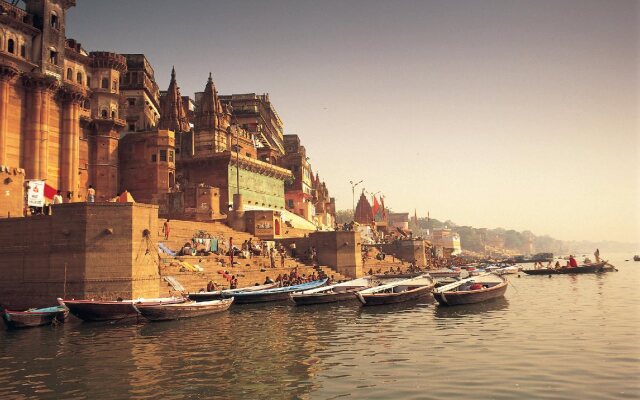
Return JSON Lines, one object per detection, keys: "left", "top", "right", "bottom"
{"left": 372, "top": 196, "right": 380, "bottom": 218}
{"left": 44, "top": 183, "right": 57, "bottom": 201}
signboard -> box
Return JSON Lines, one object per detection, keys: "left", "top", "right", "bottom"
{"left": 27, "top": 180, "right": 45, "bottom": 207}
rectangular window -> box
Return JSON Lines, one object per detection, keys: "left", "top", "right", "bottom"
{"left": 128, "top": 124, "right": 135, "bottom": 132}
{"left": 128, "top": 98, "right": 135, "bottom": 106}
{"left": 169, "top": 151, "right": 174, "bottom": 162}
{"left": 159, "top": 150, "right": 167, "bottom": 162}
{"left": 287, "top": 199, "right": 294, "bottom": 208}
{"left": 151, "top": 154, "right": 157, "bottom": 162}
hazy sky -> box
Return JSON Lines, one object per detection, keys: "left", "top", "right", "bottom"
{"left": 66, "top": 0, "right": 638, "bottom": 243}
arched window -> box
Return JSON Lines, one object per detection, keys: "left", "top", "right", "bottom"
{"left": 111, "top": 110, "right": 116, "bottom": 119}
{"left": 7, "top": 39, "right": 14, "bottom": 54}
{"left": 49, "top": 49, "right": 58, "bottom": 65}
{"left": 50, "top": 12, "right": 59, "bottom": 29}
{"left": 101, "top": 78, "right": 108, "bottom": 89}
{"left": 76, "top": 72, "right": 83, "bottom": 84}
{"left": 66, "top": 68, "right": 72, "bottom": 80}
{"left": 101, "top": 109, "right": 107, "bottom": 118}
{"left": 86, "top": 76, "right": 91, "bottom": 87}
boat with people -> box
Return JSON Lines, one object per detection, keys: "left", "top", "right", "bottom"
{"left": 521, "top": 261, "right": 607, "bottom": 275}
{"left": 134, "top": 298, "right": 234, "bottom": 321}
{"left": 59, "top": 297, "right": 186, "bottom": 321}
{"left": 433, "top": 273, "right": 507, "bottom": 306}
{"left": 2, "top": 305, "right": 69, "bottom": 329}
{"left": 356, "top": 275, "right": 435, "bottom": 306}
{"left": 221, "top": 279, "right": 328, "bottom": 304}
{"left": 290, "top": 277, "right": 372, "bottom": 306}
{"left": 634, "top": 255, "right": 640, "bottom": 262}
{"left": 188, "top": 282, "right": 279, "bottom": 302}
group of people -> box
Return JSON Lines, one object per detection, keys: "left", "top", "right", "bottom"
{"left": 266, "top": 268, "right": 332, "bottom": 287}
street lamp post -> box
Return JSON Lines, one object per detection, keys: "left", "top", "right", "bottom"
{"left": 349, "top": 179, "right": 363, "bottom": 218}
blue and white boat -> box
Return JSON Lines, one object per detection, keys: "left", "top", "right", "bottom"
{"left": 222, "top": 279, "right": 328, "bottom": 304}
{"left": 2, "top": 305, "right": 69, "bottom": 329}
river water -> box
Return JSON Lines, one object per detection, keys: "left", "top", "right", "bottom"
{"left": 1, "top": 254, "right": 638, "bottom": 399}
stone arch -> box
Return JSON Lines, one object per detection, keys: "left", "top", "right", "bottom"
{"left": 76, "top": 71, "right": 83, "bottom": 84}
{"left": 7, "top": 38, "right": 14, "bottom": 54}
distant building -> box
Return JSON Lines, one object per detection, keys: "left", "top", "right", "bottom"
{"left": 429, "top": 227, "right": 462, "bottom": 255}
{"left": 280, "top": 134, "right": 314, "bottom": 220}
{"left": 388, "top": 213, "right": 410, "bottom": 231}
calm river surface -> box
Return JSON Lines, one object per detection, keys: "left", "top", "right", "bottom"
{"left": 1, "top": 254, "right": 638, "bottom": 399}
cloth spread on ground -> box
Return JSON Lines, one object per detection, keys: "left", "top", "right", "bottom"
{"left": 158, "top": 242, "right": 177, "bottom": 256}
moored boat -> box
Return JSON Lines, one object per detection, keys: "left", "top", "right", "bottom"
{"left": 433, "top": 273, "right": 507, "bottom": 306}
{"left": 188, "top": 282, "right": 279, "bottom": 302}
{"left": 59, "top": 297, "right": 186, "bottom": 321}
{"left": 2, "top": 305, "right": 69, "bottom": 329}
{"left": 521, "top": 261, "right": 607, "bottom": 275}
{"left": 222, "top": 279, "right": 328, "bottom": 304}
{"left": 134, "top": 298, "right": 234, "bottom": 321}
{"left": 633, "top": 255, "right": 640, "bottom": 262}
{"left": 429, "top": 268, "right": 469, "bottom": 279}
{"left": 290, "top": 277, "right": 372, "bottom": 306}
{"left": 356, "top": 275, "right": 435, "bottom": 306}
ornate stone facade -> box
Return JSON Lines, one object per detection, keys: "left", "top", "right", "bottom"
{"left": 0, "top": 0, "right": 126, "bottom": 203}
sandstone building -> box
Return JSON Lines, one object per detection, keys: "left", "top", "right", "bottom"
{"left": 0, "top": 0, "right": 126, "bottom": 207}
{"left": 0, "top": 0, "right": 335, "bottom": 232}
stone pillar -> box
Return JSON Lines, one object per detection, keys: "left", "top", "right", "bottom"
{"left": 0, "top": 63, "right": 18, "bottom": 166}
{"left": 60, "top": 84, "right": 86, "bottom": 200}
{"left": 22, "top": 74, "right": 58, "bottom": 180}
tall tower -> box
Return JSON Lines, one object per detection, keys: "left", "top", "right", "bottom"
{"left": 88, "top": 51, "right": 127, "bottom": 201}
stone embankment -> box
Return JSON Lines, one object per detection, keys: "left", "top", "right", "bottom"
{"left": 155, "top": 220, "right": 353, "bottom": 295}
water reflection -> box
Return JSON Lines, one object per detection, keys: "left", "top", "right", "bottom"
{"left": 0, "top": 257, "right": 638, "bottom": 400}
{"left": 433, "top": 297, "right": 509, "bottom": 319}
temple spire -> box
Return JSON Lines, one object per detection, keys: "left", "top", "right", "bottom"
{"left": 194, "top": 72, "right": 221, "bottom": 131}
{"left": 158, "top": 67, "right": 190, "bottom": 133}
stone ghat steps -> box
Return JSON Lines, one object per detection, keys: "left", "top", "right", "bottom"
{"left": 157, "top": 219, "right": 257, "bottom": 251}
{"left": 159, "top": 259, "right": 346, "bottom": 295}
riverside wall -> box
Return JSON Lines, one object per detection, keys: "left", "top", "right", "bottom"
{"left": 0, "top": 203, "right": 160, "bottom": 309}
{"left": 278, "top": 231, "right": 363, "bottom": 278}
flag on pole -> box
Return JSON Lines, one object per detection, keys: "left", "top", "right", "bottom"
{"left": 381, "top": 196, "right": 386, "bottom": 218}
{"left": 372, "top": 195, "right": 380, "bottom": 218}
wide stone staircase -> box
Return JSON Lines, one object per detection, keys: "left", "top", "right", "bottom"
{"left": 155, "top": 219, "right": 348, "bottom": 295}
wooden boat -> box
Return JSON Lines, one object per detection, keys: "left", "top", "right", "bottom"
{"left": 433, "top": 273, "right": 507, "bottom": 306}
{"left": 134, "top": 298, "right": 234, "bottom": 321}
{"left": 59, "top": 297, "right": 186, "bottom": 321}
{"left": 429, "top": 268, "right": 469, "bottom": 279}
{"left": 188, "top": 282, "right": 278, "bottom": 302}
{"left": 290, "top": 277, "right": 372, "bottom": 306}
{"left": 521, "top": 261, "right": 607, "bottom": 275}
{"left": 2, "top": 305, "right": 68, "bottom": 329}
{"left": 223, "top": 279, "right": 328, "bottom": 304}
{"left": 634, "top": 255, "right": 640, "bottom": 262}
{"left": 356, "top": 275, "right": 435, "bottom": 306}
